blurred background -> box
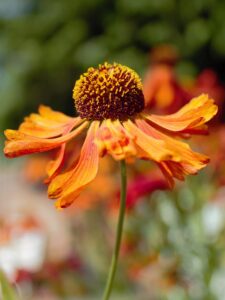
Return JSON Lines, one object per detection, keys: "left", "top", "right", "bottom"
{"left": 1, "top": 0, "right": 225, "bottom": 299}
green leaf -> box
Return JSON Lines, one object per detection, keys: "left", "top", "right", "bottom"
{"left": 0, "top": 271, "right": 19, "bottom": 300}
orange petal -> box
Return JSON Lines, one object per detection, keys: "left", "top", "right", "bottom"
{"left": 95, "top": 119, "right": 137, "bottom": 160}
{"left": 136, "top": 118, "right": 209, "bottom": 183}
{"left": 144, "top": 94, "right": 218, "bottom": 133}
{"left": 48, "top": 121, "right": 100, "bottom": 209}
{"left": 19, "top": 107, "right": 82, "bottom": 138}
{"left": 123, "top": 120, "right": 175, "bottom": 162}
{"left": 137, "top": 118, "right": 209, "bottom": 165}
{"left": 38, "top": 105, "right": 74, "bottom": 123}
{"left": 45, "top": 144, "right": 66, "bottom": 183}
{"left": 44, "top": 121, "right": 80, "bottom": 182}
{"left": 157, "top": 162, "right": 175, "bottom": 188}
{"left": 4, "top": 121, "right": 88, "bottom": 158}
{"left": 158, "top": 159, "right": 201, "bottom": 188}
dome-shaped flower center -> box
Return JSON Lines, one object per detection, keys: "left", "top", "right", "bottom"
{"left": 73, "top": 62, "right": 145, "bottom": 120}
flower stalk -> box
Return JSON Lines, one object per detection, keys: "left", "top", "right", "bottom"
{"left": 102, "top": 160, "right": 127, "bottom": 300}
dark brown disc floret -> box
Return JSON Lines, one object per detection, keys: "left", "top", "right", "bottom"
{"left": 73, "top": 62, "right": 145, "bottom": 121}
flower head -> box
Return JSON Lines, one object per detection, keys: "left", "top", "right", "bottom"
{"left": 4, "top": 62, "right": 218, "bottom": 209}
{"left": 73, "top": 63, "right": 144, "bottom": 121}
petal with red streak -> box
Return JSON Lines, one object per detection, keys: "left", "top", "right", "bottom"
{"left": 123, "top": 120, "right": 175, "bottom": 162}
{"left": 4, "top": 121, "right": 88, "bottom": 158}
{"left": 45, "top": 144, "right": 66, "bottom": 183}
{"left": 136, "top": 118, "right": 209, "bottom": 185}
{"left": 19, "top": 106, "right": 81, "bottom": 138}
{"left": 144, "top": 94, "right": 218, "bottom": 133}
{"left": 48, "top": 121, "right": 100, "bottom": 209}
{"left": 95, "top": 120, "right": 137, "bottom": 160}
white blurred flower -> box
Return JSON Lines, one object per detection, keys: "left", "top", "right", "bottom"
{"left": 0, "top": 228, "right": 46, "bottom": 280}
{"left": 210, "top": 268, "right": 225, "bottom": 300}
{"left": 202, "top": 203, "right": 224, "bottom": 237}
{"left": 0, "top": 167, "right": 73, "bottom": 281}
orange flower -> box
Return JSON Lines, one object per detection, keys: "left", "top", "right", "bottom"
{"left": 4, "top": 63, "right": 218, "bottom": 209}
{"left": 143, "top": 46, "right": 192, "bottom": 114}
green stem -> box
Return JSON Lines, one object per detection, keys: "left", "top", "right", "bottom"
{"left": 102, "top": 160, "right": 127, "bottom": 300}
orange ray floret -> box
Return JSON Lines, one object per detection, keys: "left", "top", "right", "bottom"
{"left": 19, "top": 105, "right": 80, "bottom": 138}
{"left": 48, "top": 121, "right": 100, "bottom": 209}
{"left": 95, "top": 119, "right": 137, "bottom": 161}
{"left": 135, "top": 118, "right": 209, "bottom": 187}
{"left": 144, "top": 94, "right": 217, "bottom": 134}
{"left": 3, "top": 63, "right": 218, "bottom": 209}
{"left": 4, "top": 121, "right": 88, "bottom": 158}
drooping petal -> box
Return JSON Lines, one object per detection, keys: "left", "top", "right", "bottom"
{"left": 44, "top": 121, "right": 80, "bottom": 182}
{"left": 136, "top": 118, "right": 209, "bottom": 186}
{"left": 136, "top": 118, "right": 209, "bottom": 166}
{"left": 4, "top": 121, "right": 88, "bottom": 158}
{"left": 143, "top": 94, "right": 218, "bottom": 134}
{"left": 45, "top": 144, "right": 66, "bottom": 183}
{"left": 158, "top": 159, "right": 205, "bottom": 188}
{"left": 95, "top": 119, "right": 137, "bottom": 160}
{"left": 123, "top": 119, "right": 176, "bottom": 162}
{"left": 157, "top": 162, "right": 175, "bottom": 188}
{"left": 48, "top": 121, "right": 100, "bottom": 209}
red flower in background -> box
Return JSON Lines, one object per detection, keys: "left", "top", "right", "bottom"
{"left": 113, "top": 171, "right": 168, "bottom": 211}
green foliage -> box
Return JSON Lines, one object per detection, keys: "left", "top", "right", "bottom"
{"left": 121, "top": 173, "right": 222, "bottom": 299}
{"left": 0, "top": 271, "right": 19, "bottom": 300}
